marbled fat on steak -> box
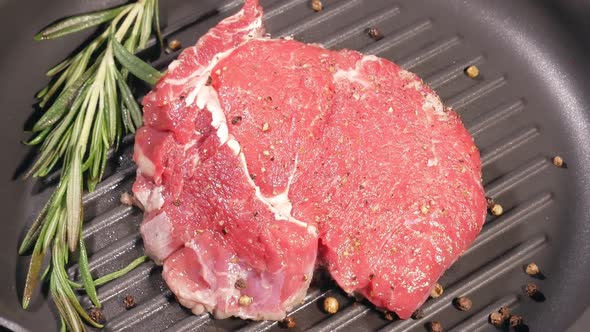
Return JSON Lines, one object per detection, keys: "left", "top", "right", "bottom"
{"left": 133, "top": 0, "right": 486, "bottom": 320}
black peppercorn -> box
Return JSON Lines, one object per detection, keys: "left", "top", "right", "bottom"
{"left": 428, "top": 321, "right": 443, "bottom": 332}
{"left": 123, "top": 295, "right": 136, "bottom": 310}
{"left": 499, "top": 306, "right": 511, "bottom": 320}
{"left": 489, "top": 312, "right": 504, "bottom": 327}
{"left": 89, "top": 307, "right": 104, "bottom": 324}
{"left": 231, "top": 116, "right": 243, "bottom": 125}
{"left": 411, "top": 309, "right": 424, "bottom": 320}
{"left": 509, "top": 314, "right": 523, "bottom": 327}
{"left": 281, "top": 316, "right": 296, "bottom": 328}
{"left": 453, "top": 296, "right": 472, "bottom": 311}
{"left": 367, "top": 27, "right": 384, "bottom": 41}
{"left": 525, "top": 283, "right": 538, "bottom": 297}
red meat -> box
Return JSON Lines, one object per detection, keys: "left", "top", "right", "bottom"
{"left": 133, "top": 0, "right": 486, "bottom": 320}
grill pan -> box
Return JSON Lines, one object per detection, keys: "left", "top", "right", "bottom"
{"left": 1, "top": 0, "right": 590, "bottom": 331}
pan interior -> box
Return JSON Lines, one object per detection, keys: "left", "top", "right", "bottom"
{"left": 2, "top": 0, "right": 590, "bottom": 331}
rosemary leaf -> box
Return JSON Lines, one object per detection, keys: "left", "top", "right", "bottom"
{"left": 34, "top": 4, "right": 132, "bottom": 41}
{"left": 66, "top": 153, "right": 83, "bottom": 252}
{"left": 21, "top": 1, "right": 162, "bottom": 329}
{"left": 105, "top": 65, "right": 119, "bottom": 142}
{"left": 94, "top": 255, "right": 148, "bottom": 286}
{"left": 78, "top": 237, "right": 100, "bottom": 307}
{"left": 18, "top": 189, "right": 57, "bottom": 254}
{"left": 41, "top": 206, "right": 61, "bottom": 252}
{"left": 120, "top": 101, "right": 135, "bottom": 133}
{"left": 23, "top": 127, "right": 51, "bottom": 146}
{"left": 22, "top": 238, "right": 46, "bottom": 309}
{"left": 115, "top": 69, "right": 143, "bottom": 129}
{"left": 46, "top": 57, "right": 73, "bottom": 77}
{"left": 33, "top": 62, "right": 98, "bottom": 133}
{"left": 50, "top": 277, "right": 80, "bottom": 332}
{"left": 112, "top": 38, "right": 162, "bottom": 85}
{"left": 36, "top": 85, "right": 50, "bottom": 99}
{"left": 39, "top": 65, "right": 71, "bottom": 109}
{"left": 139, "top": 0, "right": 154, "bottom": 49}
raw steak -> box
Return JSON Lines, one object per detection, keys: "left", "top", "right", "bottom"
{"left": 133, "top": 0, "right": 487, "bottom": 321}
{"left": 134, "top": 0, "right": 318, "bottom": 320}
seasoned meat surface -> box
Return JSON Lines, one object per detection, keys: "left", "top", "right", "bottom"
{"left": 134, "top": 0, "right": 486, "bottom": 320}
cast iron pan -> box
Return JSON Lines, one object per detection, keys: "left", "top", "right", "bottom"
{"left": 1, "top": 0, "right": 589, "bottom": 331}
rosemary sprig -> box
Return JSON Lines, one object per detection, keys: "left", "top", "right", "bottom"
{"left": 20, "top": 1, "right": 163, "bottom": 330}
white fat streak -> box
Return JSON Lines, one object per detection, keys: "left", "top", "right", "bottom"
{"left": 162, "top": 8, "right": 263, "bottom": 88}
{"left": 398, "top": 69, "right": 448, "bottom": 118}
{"left": 184, "top": 12, "right": 264, "bottom": 107}
{"left": 177, "top": 239, "right": 289, "bottom": 320}
{"left": 183, "top": 25, "right": 262, "bottom": 144}
{"left": 423, "top": 93, "right": 445, "bottom": 116}
{"left": 168, "top": 13, "right": 312, "bottom": 231}
{"left": 185, "top": 47, "right": 235, "bottom": 106}
{"left": 333, "top": 68, "right": 370, "bottom": 88}
{"left": 163, "top": 70, "right": 200, "bottom": 86}
{"left": 226, "top": 138, "right": 241, "bottom": 155}
{"left": 146, "top": 185, "right": 165, "bottom": 212}
{"left": 264, "top": 154, "right": 301, "bottom": 223}
{"left": 134, "top": 186, "right": 150, "bottom": 210}
{"left": 197, "top": 86, "right": 231, "bottom": 144}
{"left": 236, "top": 151, "right": 317, "bottom": 235}
{"left": 333, "top": 54, "right": 379, "bottom": 88}
{"left": 140, "top": 212, "right": 178, "bottom": 264}
{"left": 135, "top": 145, "right": 156, "bottom": 177}
{"left": 169, "top": 247, "right": 217, "bottom": 315}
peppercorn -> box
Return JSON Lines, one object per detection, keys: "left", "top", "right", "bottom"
{"left": 323, "top": 296, "right": 339, "bottom": 314}
{"left": 499, "top": 306, "right": 511, "bottom": 320}
{"left": 231, "top": 116, "right": 243, "bottom": 125}
{"left": 453, "top": 296, "right": 472, "bottom": 311}
{"left": 552, "top": 155, "right": 564, "bottom": 168}
{"left": 205, "top": 76, "right": 213, "bottom": 86}
{"left": 489, "top": 312, "right": 504, "bottom": 327}
{"left": 428, "top": 321, "right": 443, "bottom": 332}
{"left": 420, "top": 205, "right": 430, "bottom": 214}
{"left": 281, "top": 316, "right": 296, "bottom": 329}
{"left": 123, "top": 295, "right": 136, "bottom": 310}
{"left": 430, "top": 283, "right": 443, "bottom": 298}
{"left": 384, "top": 311, "right": 397, "bottom": 321}
{"left": 166, "top": 39, "right": 182, "bottom": 53}
{"left": 311, "top": 0, "right": 323, "bottom": 12}
{"left": 89, "top": 307, "right": 104, "bottom": 324}
{"left": 465, "top": 65, "right": 480, "bottom": 79}
{"left": 235, "top": 278, "right": 246, "bottom": 289}
{"left": 367, "top": 27, "right": 383, "bottom": 41}
{"left": 509, "top": 314, "right": 523, "bottom": 327}
{"left": 525, "top": 283, "right": 539, "bottom": 297}
{"left": 239, "top": 295, "right": 253, "bottom": 306}
{"left": 490, "top": 203, "right": 503, "bottom": 216}
{"left": 173, "top": 199, "right": 181, "bottom": 206}
{"left": 525, "top": 262, "right": 540, "bottom": 276}
{"left": 411, "top": 308, "right": 424, "bottom": 320}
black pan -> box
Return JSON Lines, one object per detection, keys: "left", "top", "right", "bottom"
{"left": 1, "top": 0, "right": 589, "bottom": 331}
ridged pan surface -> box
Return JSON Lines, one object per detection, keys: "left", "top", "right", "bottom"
{"left": 1, "top": 0, "right": 590, "bottom": 331}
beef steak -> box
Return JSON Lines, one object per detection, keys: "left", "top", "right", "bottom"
{"left": 133, "top": 0, "right": 486, "bottom": 321}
